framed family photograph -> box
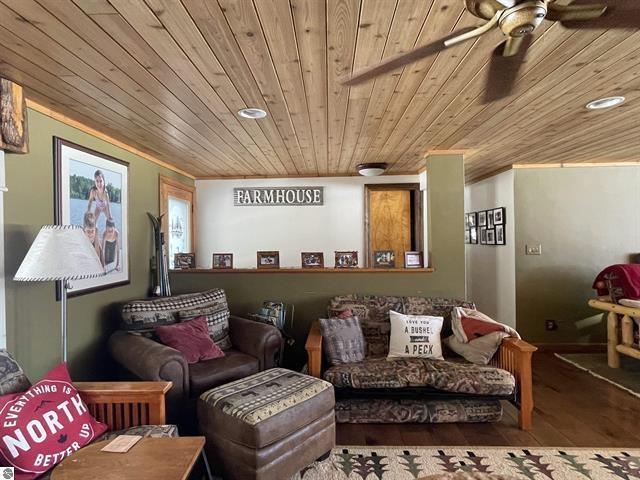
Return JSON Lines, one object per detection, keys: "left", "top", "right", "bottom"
{"left": 257, "top": 251, "right": 280, "bottom": 269}
{"left": 174, "top": 253, "right": 195, "bottom": 269}
{"left": 496, "top": 225, "right": 506, "bottom": 245}
{"left": 212, "top": 253, "right": 233, "bottom": 269}
{"left": 480, "top": 227, "right": 488, "bottom": 245}
{"left": 335, "top": 251, "right": 358, "bottom": 268}
{"left": 478, "top": 210, "right": 487, "bottom": 226}
{"left": 470, "top": 226, "right": 478, "bottom": 244}
{"left": 493, "top": 207, "right": 505, "bottom": 225}
{"left": 54, "top": 137, "right": 129, "bottom": 297}
{"left": 487, "top": 229, "right": 496, "bottom": 245}
{"left": 373, "top": 250, "right": 395, "bottom": 268}
{"left": 301, "top": 252, "right": 324, "bottom": 269}
{"left": 465, "top": 230, "right": 471, "bottom": 244}
{"left": 404, "top": 251, "right": 423, "bottom": 268}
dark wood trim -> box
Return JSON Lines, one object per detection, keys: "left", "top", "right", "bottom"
{"left": 364, "top": 183, "right": 423, "bottom": 267}
{"left": 533, "top": 343, "right": 607, "bottom": 353}
{"left": 170, "top": 267, "right": 435, "bottom": 274}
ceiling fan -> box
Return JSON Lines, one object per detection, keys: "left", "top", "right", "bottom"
{"left": 343, "top": 0, "right": 639, "bottom": 103}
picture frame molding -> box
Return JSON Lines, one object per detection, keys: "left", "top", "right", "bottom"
{"left": 212, "top": 253, "right": 233, "bottom": 270}
{"left": 334, "top": 250, "right": 358, "bottom": 269}
{"left": 257, "top": 251, "right": 280, "bottom": 269}
{"left": 373, "top": 250, "right": 395, "bottom": 268}
{"left": 301, "top": 252, "right": 324, "bottom": 269}
{"left": 404, "top": 251, "right": 423, "bottom": 268}
{"left": 53, "top": 136, "right": 130, "bottom": 298}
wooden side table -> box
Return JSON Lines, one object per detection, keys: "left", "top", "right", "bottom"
{"left": 51, "top": 437, "right": 207, "bottom": 480}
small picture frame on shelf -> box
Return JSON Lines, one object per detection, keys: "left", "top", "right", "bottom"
{"left": 487, "top": 229, "right": 496, "bottom": 245}
{"left": 493, "top": 207, "right": 505, "bottom": 225}
{"left": 478, "top": 210, "right": 487, "bottom": 226}
{"left": 404, "top": 251, "right": 423, "bottom": 268}
{"left": 373, "top": 250, "right": 395, "bottom": 268}
{"left": 335, "top": 251, "right": 358, "bottom": 268}
{"left": 496, "top": 225, "right": 506, "bottom": 245}
{"left": 470, "top": 227, "right": 478, "bottom": 244}
{"left": 480, "top": 227, "right": 487, "bottom": 245}
{"left": 212, "top": 253, "right": 233, "bottom": 269}
{"left": 257, "top": 251, "right": 280, "bottom": 269}
{"left": 301, "top": 252, "right": 324, "bottom": 269}
{"left": 174, "top": 253, "right": 195, "bottom": 269}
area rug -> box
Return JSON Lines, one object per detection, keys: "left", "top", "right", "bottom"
{"left": 292, "top": 446, "right": 640, "bottom": 479}
{"left": 555, "top": 353, "right": 640, "bottom": 398}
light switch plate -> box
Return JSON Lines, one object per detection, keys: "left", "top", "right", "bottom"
{"left": 526, "top": 244, "right": 542, "bottom": 255}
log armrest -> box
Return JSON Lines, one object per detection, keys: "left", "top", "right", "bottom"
{"left": 229, "top": 315, "right": 283, "bottom": 370}
{"left": 305, "top": 321, "right": 323, "bottom": 378}
{"left": 75, "top": 381, "right": 172, "bottom": 431}
{"left": 492, "top": 337, "right": 537, "bottom": 430}
{"left": 108, "top": 331, "right": 189, "bottom": 416}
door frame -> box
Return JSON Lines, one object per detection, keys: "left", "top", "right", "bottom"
{"left": 159, "top": 175, "right": 196, "bottom": 262}
{"left": 364, "top": 183, "right": 423, "bottom": 267}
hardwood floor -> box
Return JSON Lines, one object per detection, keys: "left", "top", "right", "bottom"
{"left": 336, "top": 353, "right": 640, "bottom": 447}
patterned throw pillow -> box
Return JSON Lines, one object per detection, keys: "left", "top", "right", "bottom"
{"left": 179, "top": 304, "right": 231, "bottom": 351}
{"left": 0, "top": 350, "right": 30, "bottom": 395}
{"left": 156, "top": 316, "right": 225, "bottom": 364}
{"left": 388, "top": 310, "right": 444, "bottom": 360}
{"left": 319, "top": 317, "right": 366, "bottom": 366}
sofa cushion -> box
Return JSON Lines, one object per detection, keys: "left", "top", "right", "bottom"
{"left": 120, "top": 289, "right": 228, "bottom": 335}
{"left": 155, "top": 316, "right": 225, "bottom": 364}
{"left": 0, "top": 349, "right": 30, "bottom": 395}
{"left": 319, "top": 317, "right": 366, "bottom": 365}
{"left": 323, "top": 357, "right": 515, "bottom": 395}
{"left": 189, "top": 349, "right": 259, "bottom": 397}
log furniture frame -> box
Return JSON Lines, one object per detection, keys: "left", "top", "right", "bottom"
{"left": 588, "top": 299, "right": 640, "bottom": 368}
{"left": 306, "top": 322, "right": 537, "bottom": 430}
{"left": 75, "top": 381, "right": 172, "bottom": 431}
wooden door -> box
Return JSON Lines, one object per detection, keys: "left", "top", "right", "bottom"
{"left": 159, "top": 175, "right": 195, "bottom": 268}
{"left": 366, "top": 184, "right": 422, "bottom": 268}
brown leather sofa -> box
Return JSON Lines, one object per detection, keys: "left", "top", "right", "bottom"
{"left": 108, "top": 289, "right": 283, "bottom": 430}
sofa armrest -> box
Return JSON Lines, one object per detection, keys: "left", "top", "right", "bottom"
{"left": 75, "top": 381, "right": 172, "bottom": 430}
{"left": 492, "top": 337, "right": 537, "bottom": 430}
{"left": 108, "top": 331, "right": 189, "bottom": 414}
{"left": 228, "top": 316, "right": 283, "bottom": 370}
{"left": 305, "top": 321, "right": 323, "bottom": 378}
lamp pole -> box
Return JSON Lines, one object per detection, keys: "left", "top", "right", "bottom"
{"left": 60, "top": 279, "right": 69, "bottom": 363}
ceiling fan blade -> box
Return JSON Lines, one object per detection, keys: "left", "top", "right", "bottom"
{"left": 558, "top": 0, "right": 640, "bottom": 29}
{"left": 546, "top": 2, "right": 607, "bottom": 21}
{"left": 483, "top": 35, "right": 533, "bottom": 104}
{"left": 341, "top": 28, "right": 477, "bottom": 86}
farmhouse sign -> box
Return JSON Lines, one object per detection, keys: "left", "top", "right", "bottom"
{"left": 234, "top": 187, "right": 324, "bottom": 206}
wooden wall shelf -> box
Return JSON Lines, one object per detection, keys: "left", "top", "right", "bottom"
{"left": 170, "top": 267, "right": 434, "bottom": 274}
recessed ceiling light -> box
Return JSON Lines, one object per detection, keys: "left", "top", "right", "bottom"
{"left": 356, "top": 163, "right": 387, "bottom": 177}
{"left": 238, "top": 108, "right": 267, "bottom": 119}
{"left": 585, "top": 96, "right": 625, "bottom": 110}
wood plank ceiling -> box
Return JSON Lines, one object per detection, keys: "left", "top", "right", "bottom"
{"left": 0, "top": 0, "right": 638, "bottom": 182}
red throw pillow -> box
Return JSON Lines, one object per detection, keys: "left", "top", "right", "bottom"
{"left": 0, "top": 363, "right": 107, "bottom": 479}
{"left": 155, "top": 316, "right": 225, "bottom": 364}
{"left": 460, "top": 315, "right": 505, "bottom": 339}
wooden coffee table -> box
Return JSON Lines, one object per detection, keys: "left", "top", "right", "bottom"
{"left": 51, "top": 437, "right": 206, "bottom": 480}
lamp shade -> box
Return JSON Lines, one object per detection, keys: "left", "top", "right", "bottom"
{"left": 14, "top": 225, "right": 105, "bottom": 281}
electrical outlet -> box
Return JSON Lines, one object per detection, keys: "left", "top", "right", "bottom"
{"left": 526, "top": 244, "right": 542, "bottom": 255}
{"left": 545, "top": 320, "right": 558, "bottom": 331}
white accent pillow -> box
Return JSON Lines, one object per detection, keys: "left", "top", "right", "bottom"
{"left": 388, "top": 310, "right": 444, "bottom": 360}
{"left": 444, "top": 331, "right": 508, "bottom": 365}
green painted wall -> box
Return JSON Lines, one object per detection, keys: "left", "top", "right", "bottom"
{"left": 171, "top": 154, "right": 466, "bottom": 367}
{"left": 5, "top": 109, "right": 194, "bottom": 381}
{"left": 514, "top": 166, "right": 640, "bottom": 344}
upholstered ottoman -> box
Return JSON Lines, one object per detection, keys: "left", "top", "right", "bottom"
{"left": 198, "top": 368, "right": 335, "bottom": 480}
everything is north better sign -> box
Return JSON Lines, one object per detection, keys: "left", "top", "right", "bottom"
{"left": 234, "top": 187, "right": 324, "bottom": 206}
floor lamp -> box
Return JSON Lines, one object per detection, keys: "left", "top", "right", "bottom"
{"left": 14, "top": 225, "right": 105, "bottom": 362}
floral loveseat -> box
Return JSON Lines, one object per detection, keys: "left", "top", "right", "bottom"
{"left": 305, "top": 295, "right": 537, "bottom": 430}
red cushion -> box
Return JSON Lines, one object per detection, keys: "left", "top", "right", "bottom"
{"left": 460, "top": 315, "right": 505, "bottom": 339}
{"left": 155, "top": 316, "right": 225, "bottom": 364}
{"left": 0, "top": 363, "right": 107, "bottom": 479}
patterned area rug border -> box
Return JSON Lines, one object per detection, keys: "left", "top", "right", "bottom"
{"left": 294, "top": 446, "right": 640, "bottom": 480}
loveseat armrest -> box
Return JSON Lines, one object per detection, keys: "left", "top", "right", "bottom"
{"left": 108, "top": 331, "right": 189, "bottom": 414}
{"left": 75, "top": 381, "right": 172, "bottom": 430}
{"left": 305, "top": 321, "right": 323, "bottom": 378}
{"left": 229, "top": 315, "right": 283, "bottom": 369}
{"left": 492, "top": 337, "right": 537, "bottom": 430}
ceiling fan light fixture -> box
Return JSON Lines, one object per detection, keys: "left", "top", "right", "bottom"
{"left": 356, "top": 163, "right": 387, "bottom": 177}
{"left": 238, "top": 107, "right": 267, "bottom": 119}
{"left": 585, "top": 96, "right": 625, "bottom": 110}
